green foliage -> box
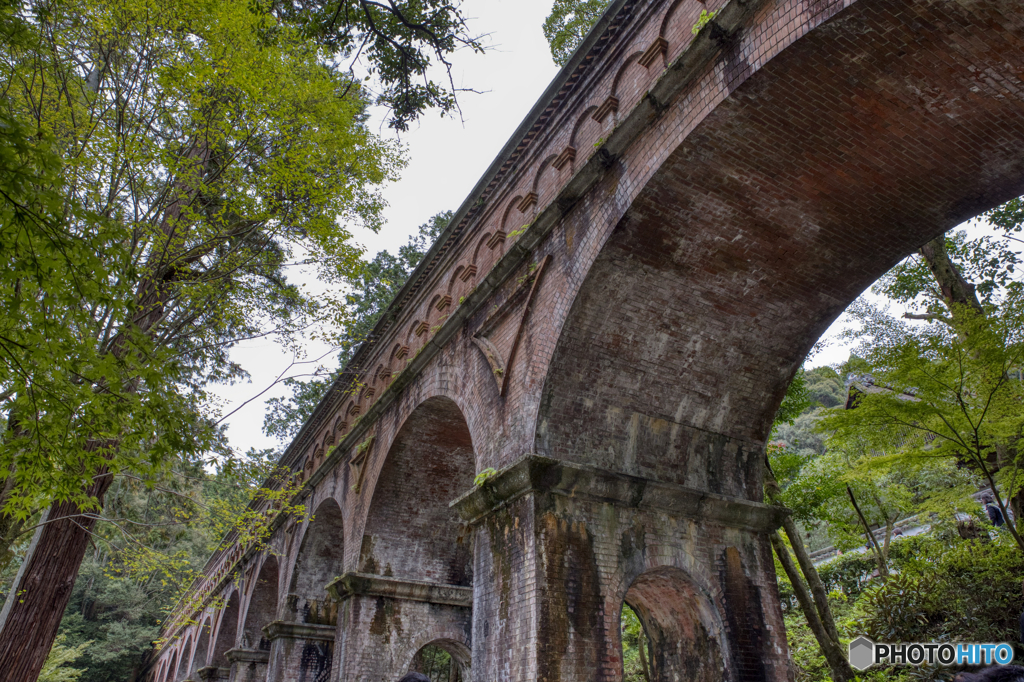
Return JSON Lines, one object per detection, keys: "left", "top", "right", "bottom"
{"left": 263, "top": 212, "right": 450, "bottom": 441}
{"left": 691, "top": 9, "right": 717, "bottom": 35}
{"left": 543, "top": 0, "right": 613, "bottom": 66}
{"left": 474, "top": 468, "right": 497, "bottom": 486}
{"left": 821, "top": 297, "right": 1024, "bottom": 548}
{"left": 855, "top": 572, "right": 935, "bottom": 643}
{"left": 415, "top": 644, "right": 459, "bottom": 681}
{"left": 621, "top": 603, "right": 651, "bottom": 682}
{"left": 986, "top": 197, "right": 1024, "bottom": 234}
{"left": 873, "top": 230, "right": 1021, "bottom": 314}
{"left": 38, "top": 635, "right": 90, "bottom": 682}
{"left": 0, "top": 0, "right": 420, "bottom": 544}
{"left": 19, "top": 456, "right": 262, "bottom": 682}
{"left": 784, "top": 532, "right": 1024, "bottom": 681}
{"left": 263, "top": 0, "right": 485, "bottom": 131}
{"left": 805, "top": 366, "right": 846, "bottom": 409}
{"left": 775, "top": 369, "right": 812, "bottom": 427}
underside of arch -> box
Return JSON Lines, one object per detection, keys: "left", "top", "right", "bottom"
{"left": 537, "top": 0, "right": 1024, "bottom": 500}
{"left": 360, "top": 396, "right": 476, "bottom": 585}
{"left": 288, "top": 498, "right": 344, "bottom": 620}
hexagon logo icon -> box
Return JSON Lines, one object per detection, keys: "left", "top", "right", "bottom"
{"left": 848, "top": 636, "right": 875, "bottom": 671}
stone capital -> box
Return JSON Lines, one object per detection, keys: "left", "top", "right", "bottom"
{"left": 224, "top": 648, "right": 270, "bottom": 665}
{"left": 326, "top": 573, "right": 472, "bottom": 608}
{"left": 262, "top": 620, "right": 336, "bottom": 642}
{"left": 450, "top": 454, "right": 787, "bottom": 532}
{"left": 196, "top": 666, "right": 230, "bottom": 681}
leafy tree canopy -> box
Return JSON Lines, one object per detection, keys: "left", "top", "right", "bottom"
{"left": 542, "top": 0, "right": 612, "bottom": 66}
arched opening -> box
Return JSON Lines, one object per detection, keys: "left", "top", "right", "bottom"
{"left": 210, "top": 591, "right": 240, "bottom": 669}
{"left": 361, "top": 396, "right": 475, "bottom": 585}
{"left": 408, "top": 640, "right": 471, "bottom": 682}
{"left": 188, "top": 620, "right": 211, "bottom": 678}
{"left": 164, "top": 651, "right": 179, "bottom": 682}
{"left": 535, "top": 0, "right": 1024, "bottom": 505}
{"left": 174, "top": 637, "right": 192, "bottom": 682}
{"left": 288, "top": 498, "right": 343, "bottom": 623}
{"left": 164, "top": 651, "right": 177, "bottom": 682}
{"left": 242, "top": 556, "right": 279, "bottom": 650}
{"left": 618, "top": 568, "right": 727, "bottom": 682}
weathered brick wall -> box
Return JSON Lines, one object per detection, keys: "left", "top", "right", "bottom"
{"left": 150, "top": 0, "right": 1024, "bottom": 679}
{"left": 333, "top": 596, "right": 471, "bottom": 681}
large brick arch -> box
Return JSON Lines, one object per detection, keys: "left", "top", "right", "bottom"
{"left": 623, "top": 567, "right": 731, "bottom": 682}
{"left": 173, "top": 634, "right": 192, "bottom": 682}
{"left": 535, "top": 0, "right": 1024, "bottom": 501}
{"left": 150, "top": 0, "right": 1024, "bottom": 679}
{"left": 187, "top": 617, "right": 212, "bottom": 678}
{"left": 358, "top": 395, "right": 475, "bottom": 584}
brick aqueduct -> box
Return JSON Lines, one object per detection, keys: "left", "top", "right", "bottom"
{"left": 149, "top": 0, "right": 1024, "bottom": 680}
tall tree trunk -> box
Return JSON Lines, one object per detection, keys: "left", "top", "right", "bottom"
{"left": 764, "top": 459, "right": 854, "bottom": 680}
{"left": 770, "top": 532, "right": 855, "bottom": 682}
{"left": 765, "top": 461, "right": 842, "bottom": 642}
{"left": 0, "top": 469, "right": 113, "bottom": 680}
{"left": 846, "top": 485, "right": 888, "bottom": 578}
{"left": 0, "top": 146, "right": 211, "bottom": 678}
{"left": 918, "top": 236, "right": 983, "bottom": 315}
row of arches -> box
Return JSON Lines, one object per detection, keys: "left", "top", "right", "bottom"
{"left": 154, "top": 397, "right": 480, "bottom": 682}
{"left": 155, "top": 395, "right": 747, "bottom": 682}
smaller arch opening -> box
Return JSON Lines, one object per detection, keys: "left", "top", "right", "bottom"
{"left": 164, "top": 651, "right": 178, "bottom": 682}
{"left": 288, "top": 498, "right": 343, "bottom": 623}
{"left": 242, "top": 556, "right": 279, "bottom": 650}
{"left": 620, "top": 602, "right": 655, "bottom": 682}
{"left": 210, "top": 591, "right": 240, "bottom": 669}
{"left": 174, "top": 637, "right": 193, "bottom": 682}
{"left": 188, "top": 620, "right": 211, "bottom": 677}
{"left": 409, "top": 639, "right": 470, "bottom": 682}
{"left": 619, "top": 567, "right": 726, "bottom": 682}
{"left": 298, "top": 640, "right": 333, "bottom": 682}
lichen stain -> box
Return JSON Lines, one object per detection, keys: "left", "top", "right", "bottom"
{"left": 538, "top": 511, "right": 606, "bottom": 682}
{"left": 359, "top": 535, "right": 379, "bottom": 575}
{"left": 368, "top": 595, "right": 403, "bottom": 645}
{"left": 721, "top": 546, "right": 768, "bottom": 682}
{"left": 486, "top": 507, "right": 517, "bottom": 622}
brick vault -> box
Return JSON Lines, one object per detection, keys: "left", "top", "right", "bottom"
{"left": 149, "top": 0, "right": 1024, "bottom": 680}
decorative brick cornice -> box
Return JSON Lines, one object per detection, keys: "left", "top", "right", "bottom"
{"left": 451, "top": 455, "right": 786, "bottom": 533}
{"left": 326, "top": 573, "right": 472, "bottom": 608}
{"left": 262, "top": 621, "right": 336, "bottom": 642}
{"left": 592, "top": 96, "right": 619, "bottom": 123}
{"left": 638, "top": 36, "right": 668, "bottom": 68}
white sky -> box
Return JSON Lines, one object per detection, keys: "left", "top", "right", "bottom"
{"left": 209, "top": 0, "right": 995, "bottom": 456}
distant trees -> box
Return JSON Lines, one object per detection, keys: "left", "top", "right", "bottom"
{"left": 263, "top": 211, "right": 451, "bottom": 442}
